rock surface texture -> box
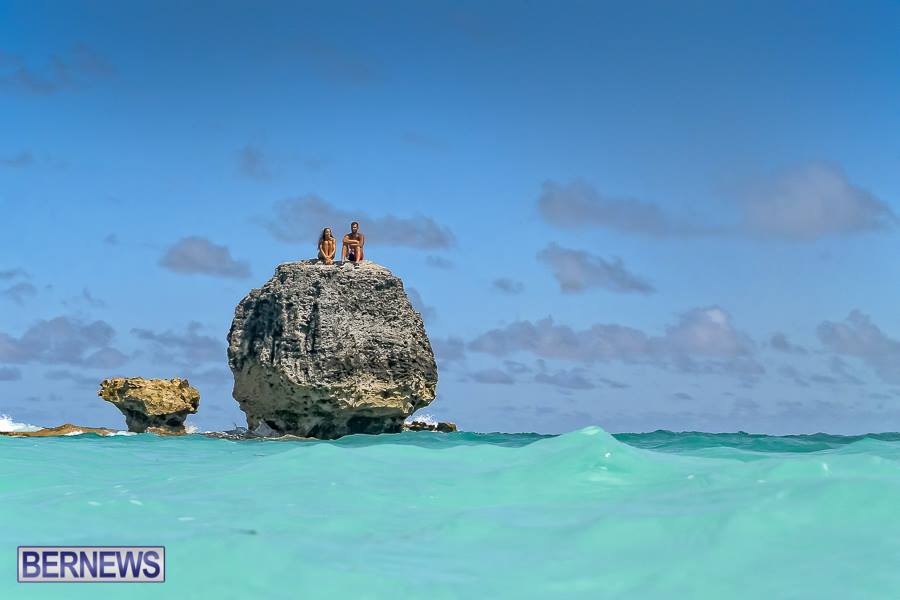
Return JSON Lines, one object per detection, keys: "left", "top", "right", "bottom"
{"left": 228, "top": 260, "right": 437, "bottom": 439}
{"left": 98, "top": 377, "right": 200, "bottom": 434}
{"left": 403, "top": 419, "right": 458, "bottom": 433}
{"left": 0, "top": 424, "right": 117, "bottom": 437}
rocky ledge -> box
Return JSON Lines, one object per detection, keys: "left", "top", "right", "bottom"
{"left": 98, "top": 377, "right": 199, "bottom": 434}
{"left": 403, "top": 419, "right": 458, "bottom": 432}
{"left": 228, "top": 260, "right": 438, "bottom": 439}
{"left": 0, "top": 424, "right": 118, "bottom": 437}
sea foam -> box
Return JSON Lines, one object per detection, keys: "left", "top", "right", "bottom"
{"left": 0, "top": 413, "right": 41, "bottom": 433}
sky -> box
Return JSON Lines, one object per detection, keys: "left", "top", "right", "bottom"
{"left": 1, "top": 0, "right": 899, "bottom": 434}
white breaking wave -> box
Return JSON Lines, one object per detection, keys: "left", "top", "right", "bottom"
{"left": 185, "top": 423, "right": 198, "bottom": 434}
{"left": 405, "top": 413, "right": 437, "bottom": 426}
{"left": 0, "top": 414, "right": 42, "bottom": 433}
{"left": 67, "top": 430, "right": 138, "bottom": 437}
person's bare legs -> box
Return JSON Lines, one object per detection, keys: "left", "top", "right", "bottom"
{"left": 343, "top": 241, "right": 361, "bottom": 263}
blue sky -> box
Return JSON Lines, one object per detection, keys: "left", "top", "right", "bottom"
{"left": 1, "top": 0, "right": 899, "bottom": 434}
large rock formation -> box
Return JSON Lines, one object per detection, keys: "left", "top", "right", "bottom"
{"left": 227, "top": 260, "right": 437, "bottom": 439}
{"left": 98, "top": 377, "right": 199, "bottom": 434}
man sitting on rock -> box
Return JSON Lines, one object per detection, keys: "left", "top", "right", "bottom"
{"left": 341, "top": 221, "right": 365, "bottom": 264}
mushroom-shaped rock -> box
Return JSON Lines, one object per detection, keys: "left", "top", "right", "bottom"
{"left": 98, "top": 377, "right": 199, "bottom": 434}
{"left": 227, "top": 260, "right": 438, "bottom": 439}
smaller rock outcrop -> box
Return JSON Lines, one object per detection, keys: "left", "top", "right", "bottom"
{"left": 98, "top": 377, "right": 199, "bottom": 434}
{"left": 0, "top": 424, "right": 117, "bottom": 437}
{"left": 403, "top": 419, "right": 458, "bottom": 433}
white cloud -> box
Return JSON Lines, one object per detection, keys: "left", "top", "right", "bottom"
{"left": 159, "top": 237, "right": 251, "bottom": 279}
{"left": 407, "top": 287, "right": 436, "bottom": 323}
{"left": 0, "top": 151, "right": 34, "bottom": 168}
{"left": 770, "top": 332, "right": 807, "bottom": 354}
{"left": 470, "top": 368, "right": 514, "bottom": 385}
{"left": 817, "top": 310, "right": 900, "bottom": 383}
{"left": 237, "top": 144, "right": 271, "bottom": 180}
{"left": 2, "top": 282, "right": 37, "bottom": 306}
{"left": 538, "top": 179, "right": 707, "bottom": 237}
{"left": 537, "top": 243, "right": 654, "bottom": 294}
{"left": 132, "top": 321, "right": 224, "bottom": 367}
{"left": 492, "top": 278, "right": 524, "bottom": 294}
{"left": 0, "top": 45, "right": 112, "bottom": 94}
{"left": 741, "top": 163, "right": 896, "bottom": 239}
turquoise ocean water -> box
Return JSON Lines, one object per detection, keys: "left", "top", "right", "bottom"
{"left": 3, "top": 425, "right": 900, "bottom": 599}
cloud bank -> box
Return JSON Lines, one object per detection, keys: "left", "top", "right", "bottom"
{"left": 539, "top": 164, "right": 893, "bottom": 242}
{"left": 470, "top": 306, "right": 760, "bottom": 380}
{"left": 0, "top": 316, "right": 127, "bottom": 368}
{"left": 266, "top": 195, "right": 455, "bottom": 249}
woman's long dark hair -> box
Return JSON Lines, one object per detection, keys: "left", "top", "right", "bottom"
{"left": 319, "top": 227, "right": 333, "bottom": 243}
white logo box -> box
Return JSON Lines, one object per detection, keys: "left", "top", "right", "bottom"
{"left": 18, "top": 546, "right": 165, "bottom": 583}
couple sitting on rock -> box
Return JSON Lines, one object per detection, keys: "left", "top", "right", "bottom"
{"left": 318, "top": 221, "right": 365, "bottom": 265}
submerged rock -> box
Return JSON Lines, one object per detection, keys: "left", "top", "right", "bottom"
{"left": 0, "top": 423, "right": 117, "bottom": 437}
{"left": 202, "top": 427, "right": 311, "bottom": 442}
{"left": 98, "top": 377, "right": 199, "bottom": 434}
{"left": 403, "top": 419, "right": 458, "bottom": 433}
{"left": 228, "top": 260, "right": 438, "bottom": 439}
{"left": 146, "top": 426, "right": 188, "bottom": 436}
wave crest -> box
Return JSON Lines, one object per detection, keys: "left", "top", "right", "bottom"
{"left": 0, "top": 414, "right": 42, "bottom": 433}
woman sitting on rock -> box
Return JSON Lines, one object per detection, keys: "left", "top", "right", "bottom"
{"left": 318, "top": 227, "right": 336, "bottom": 264}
